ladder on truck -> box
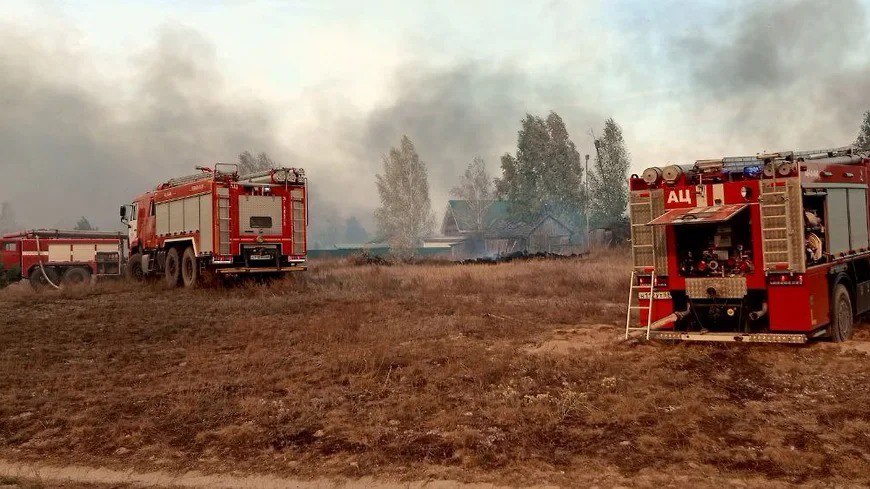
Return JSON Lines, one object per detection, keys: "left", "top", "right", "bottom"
{"left": 625, "top": 267, "right": 658, "bottom": 340}
{"left": 625, "top": 193, "right": 660, "bottom": 340}
{"left": 759, "top": 172, "right": 794, "bottom": 271}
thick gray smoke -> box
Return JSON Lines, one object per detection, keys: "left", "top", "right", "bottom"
{"left": 352, "top": 63, "right": 599, "bottom": 226}
{"left": 0, "top": 25, "right": 286, "bottom": 231}
{"left": 3, "top": 1, "right": 869, "bottom": 239}
{"left": 670, "top": 0, "right": 870, "bottom": 150}
{"left": 0, "top": 23, "right": 596, "bottom": 239}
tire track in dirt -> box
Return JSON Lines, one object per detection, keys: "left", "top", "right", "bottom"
{"left": 0, "top": 459, "right": 556, "bottom": 489}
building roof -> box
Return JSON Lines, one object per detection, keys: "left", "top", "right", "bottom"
{"left": 442, "top": 200, "right": 511, "bottom": 234}
{"left": 443, "top": 200, "right": 574, "bottom": 239}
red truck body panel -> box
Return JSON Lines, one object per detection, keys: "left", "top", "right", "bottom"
{"left": 628, "top": 147, "right": 870, "bottom": 340}
{"left": 125, "top": 166, "right": 307, "bottom": 276}
{"left": 1, "top": 230, "right": 125, "bottom": 279}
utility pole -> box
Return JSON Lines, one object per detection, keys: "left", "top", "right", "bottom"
{"left": 584, "top": 154, "right": 590, "bottom": 249}
{"left": 592, "top": 137, "right": 604, "bottom": 249}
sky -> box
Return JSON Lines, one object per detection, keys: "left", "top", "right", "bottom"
{"left": 2, "top": 0, "right": 869, "bottom": 238}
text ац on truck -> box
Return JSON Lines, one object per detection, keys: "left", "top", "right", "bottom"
{"left": 626, "top": 146, "right": 870, "bottom": 343}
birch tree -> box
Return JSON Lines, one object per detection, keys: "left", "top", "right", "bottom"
{"left": 450, "top": 157, "right": 494, "bottom": 232}
{"left": 375, "top": 136, "right": 434, "bottom": 253}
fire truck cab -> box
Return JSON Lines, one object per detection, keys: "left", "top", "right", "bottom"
{"left": 121, "top": 164, "right": 307, "bottom": 287}
{"left": 627, "top": 146, "right": 870, "bottom": 343}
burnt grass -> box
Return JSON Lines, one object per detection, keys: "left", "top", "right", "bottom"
{"left": 0, "top": 251, "right": 868, "bottom": 486}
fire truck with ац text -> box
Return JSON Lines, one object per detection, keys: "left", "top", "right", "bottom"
{"left": 627, "top": 146, "right": 870, "bottom": 343}
{"left": 120, "top": 163, "right": 307, "bottom": 287}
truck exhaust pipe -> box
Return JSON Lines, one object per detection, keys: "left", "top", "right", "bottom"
{"left": 649, "top": 306, "right": 691, "bottom": 329}
{"left": 749, "top": 303, "right": 768, "bottom": 321}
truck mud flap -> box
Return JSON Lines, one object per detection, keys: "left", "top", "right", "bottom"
{"left": 649, "top": 331, "right": 807, "bottom": 344}
{"left": 215, "top": 265, "right": 307, "bottom": 275}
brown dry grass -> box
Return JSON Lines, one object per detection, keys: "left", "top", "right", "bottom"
{"left": 0, "top": 250, "right": 868, "bottom": 487}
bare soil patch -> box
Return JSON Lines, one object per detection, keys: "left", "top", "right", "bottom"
{"left": 0, "top": 250, "right": 868, "bottom": 487}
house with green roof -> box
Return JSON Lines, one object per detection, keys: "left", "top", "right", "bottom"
{"left": 440, "top": 200, "right": 575, "bottom": 257}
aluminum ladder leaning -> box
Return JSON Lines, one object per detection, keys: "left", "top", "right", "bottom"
{"left": 625, "top": 267, "right": 657, "bottom": 340}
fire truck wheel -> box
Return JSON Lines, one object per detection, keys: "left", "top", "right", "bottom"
{"left": 830, "top": 284, "right": 854, "bottom": 342}
{"left": 126, "top": 253, "right": 145, "bottom": 281}
{"left": 29, "top": 266, "right": 59, "bottom": 289}
{"left": 165, "top": 248, "right": 182, "bottom": 288}
{"left": 181, "top": 246, "right": 199, "bottom": 288}
{"left": 61, "top": 267, "right": 91, "bottom": 287}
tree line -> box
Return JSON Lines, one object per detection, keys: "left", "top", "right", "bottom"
{"left": 2, "top": 112, "right": 869, "bottom": 247}
{"left": 374, "top": 112, "right": 632, "bottom": 252}
{"left": 374, "top": 110, "right": 870, "bottom": 253}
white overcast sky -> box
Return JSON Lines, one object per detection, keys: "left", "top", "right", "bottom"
{"left": 2, "top": 0, "right": 870, "bottom": 230}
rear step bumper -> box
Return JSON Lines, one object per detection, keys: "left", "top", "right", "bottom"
{"left": 215, "top": 265, "right": 307, "bottom": 275}
{"left": 649, "top": 331, "right": 807, "bottom": 344}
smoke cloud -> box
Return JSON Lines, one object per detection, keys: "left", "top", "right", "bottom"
{"left": 352, "top": 63, "right": 599, "bottom": 221}
{"left": 2, "top": 1, "right": 869, "bottom": 239}
{"left": 0, "top": 24, "right": 286, "bottom": 231}
{"left": 0, "top": 23, "right": 597, "bottom": 238}
{"left": 669, "top": 0, "right": 870, "bottom": 151}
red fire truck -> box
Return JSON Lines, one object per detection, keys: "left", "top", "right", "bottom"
{"left": 120, "top": 163, "right": 307, "bottom": 287}
{"left": 0, "top": 229, "right": 126, "bottom": 288}
{"left": 626, "top": 146, "right": 870, "bottom": 343}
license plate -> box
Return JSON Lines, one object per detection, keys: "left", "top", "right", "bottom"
{"left": 250, "top": 255, "right": 273, "bottom": 260}
{"left": 638, "top": 291, "right": 671, "bottom": 300}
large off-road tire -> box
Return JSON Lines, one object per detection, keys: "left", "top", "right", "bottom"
{"left": 29, "top": 266, "right": 59, "bottom": 289}
{"left": 126, "top": 253, "right": 145, "bottom": 281}
{"left": 181, "top": 246, "right": 199, "bottom": 288}
{"left": 165, "top": 248, "right": 181, "bottom": 288}
{"left": 830, "top": 284, "right": 854, "bottom": 342}
{"left": 62, "top": 267, "right": 92, "bottom": 287}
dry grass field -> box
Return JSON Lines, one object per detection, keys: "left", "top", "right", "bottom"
{"left": 0, "top": 250, "right": 868, "bottom": 488}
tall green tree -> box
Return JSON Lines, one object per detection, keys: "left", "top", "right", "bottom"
{"left": 375, "top": 135, "right": 434, "bottom": 253}
{"left": 495, "top": 112, "right": 584, "bottom": 226}
{"left": 450, "top": 156, "right": 494, "bottom": 232}
{"left": 856, "top": 111, "right": 870, "bottom": 149}
{"left": 588, "top": 118, "right": 631, "bottom": 228}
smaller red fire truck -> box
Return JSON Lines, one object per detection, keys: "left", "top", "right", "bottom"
{"left": 0, "top": 229, "right": 126, "bottom": 288}
{"left": 121, "top": 163, "right": 307, "bottom": 287}
{"left": 627, "top": 146, "right": 870, "bottom": 343}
